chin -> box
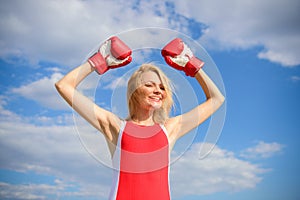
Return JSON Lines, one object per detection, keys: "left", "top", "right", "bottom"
{"left": 151, "top": 104, "right": 162, "bottom": 110}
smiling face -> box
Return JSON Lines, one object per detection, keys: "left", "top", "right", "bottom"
{"left": 127, "top": 64, "right": 173, "bottom": 123}
{"left": 136, "top": 71, "right": 166, "bottom": 111}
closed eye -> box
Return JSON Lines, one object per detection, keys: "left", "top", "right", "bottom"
{"left": 145, "top": 83, "right": 153, "bottom": 87}
{"left": 144, "top": 82, "right": 165, "bottom": 91}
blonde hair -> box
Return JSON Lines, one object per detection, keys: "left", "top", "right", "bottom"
{"left": 127, "top": 63, "right": 174, "bottom": 124}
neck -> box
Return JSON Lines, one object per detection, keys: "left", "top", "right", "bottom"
{"left": 130, "top": 109, "right": 155, "bottom": 126}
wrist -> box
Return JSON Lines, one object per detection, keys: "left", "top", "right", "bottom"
{"left": 86, "top": 61, "right": 96, "bottom": 73}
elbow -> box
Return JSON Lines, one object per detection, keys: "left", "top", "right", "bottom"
{"left": 55, "top": 81, "right": 62, "bottom": 93}
{"left": 210, "top": 94, "right": 225, "bottom": 110}
{"left": 217, "top": 94, "right": 225, "bottom": 107}
{"left": 55, "top": 80, "right": 68, "bottom": 95}
{"left": 54, "top": 80, "right": 74, "bottom": 107}
{"left": 217, "top": 95, "right": 225, "bottom": 112}
{"left": 219, "top": 94, "right": 225, "bottom": 105}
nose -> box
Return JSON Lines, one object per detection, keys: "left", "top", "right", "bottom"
{"left": 153, "top": 85, "right": 163, "bottom": 95}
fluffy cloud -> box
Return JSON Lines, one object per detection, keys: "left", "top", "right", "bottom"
{"left": 174, "top": 0, "right": 300, "bottom": 67}
{"left": 240, "top": 141, "right": 284, "bottom": 159}
{"left": 170, "top": 143, "right": 268, "bottom": 197}
{"left": 1, "top": 0, "right": 299, "bottom": 68}
{"left": 0, "top": 0, "right": 173, "bottom": 67}
{"left": 11, "top": 72, "right": 68, "bottom": 110}
{"left": 0, "top": 180, "right": 92, "bottom": 200}
{"left": 0, "top": 107, "right": 112, "bottom": 199}
{"left": 0, "top": 102, "right": 277, "bottom": 199}
{"left": 0, "top": 0, "right": 290, "bottom": 199}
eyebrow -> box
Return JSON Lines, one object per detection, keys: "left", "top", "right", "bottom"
{"left": 143, "top": 81, "right": 163, "bottom": 85}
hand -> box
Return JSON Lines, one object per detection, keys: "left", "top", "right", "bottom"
{"left": 88, "top": 36, "right": 132, "bottom": 75}
{"left": 161, "top": 38, "right": 204, "bottom": 77}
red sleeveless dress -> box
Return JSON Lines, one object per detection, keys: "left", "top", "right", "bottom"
{"left": 109, "top": 121, "right": 171, "bottom": 200}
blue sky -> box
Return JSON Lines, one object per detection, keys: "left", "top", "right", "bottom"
{"left": 0, "top": 0, "right": 299, "bottom": 199}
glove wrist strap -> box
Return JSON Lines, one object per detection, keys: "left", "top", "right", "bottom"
{"left": 88, "top": 52, "right": 109, "bottom": 75}
{"left": 184, "top": 57, "right": 205, "bottom": 77}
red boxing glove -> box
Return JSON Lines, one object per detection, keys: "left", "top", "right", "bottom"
{"left": 88, "top": 36, "right": 132, "bottom": 75}
{"left": 161, "top": 38, "right": 204, "bottom": 77}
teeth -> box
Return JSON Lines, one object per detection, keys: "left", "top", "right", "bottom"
{"left": 150, "top": 97, "right": 161, "bottom": 101}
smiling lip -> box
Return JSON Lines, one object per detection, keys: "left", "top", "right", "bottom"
{"left": 149, "top": 96, "right": 162, "bottom": 102}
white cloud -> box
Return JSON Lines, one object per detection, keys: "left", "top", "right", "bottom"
{"left": 11, "top": 72, "right": 69, "bottom": 110}
{"left": 0, "top": 103, "right": 274, "bottom": 199}
{"left": 0, "top": 0, "right": 173, "bottom": 67}
{"left": 174, "top": 0, "right": 300, "bottom": 67}
{"left": 240, "top": 141, "right": 284, "bottom": 159}
{"left": 0, "top": 179, "right": 109, "bottom": 200}
{"left": 0, "top": 107, "right": 112, "bottom": 199}
{"left": 0, "top": 181, "right": 75, "bottom": 200}
{"left": 9, "top": 68, "right": 126, "bottom": 112}
{"left": 0, "top": 95, "right": 23, "bottom": 122}
{"left": 170, "top": 143, "right": 268, "bottom": 197}
{"left": 1, "top": 0, "right": 298, "bottom": 68}
{"left": 0, "top": 182, "right": 45, "bottom": 200}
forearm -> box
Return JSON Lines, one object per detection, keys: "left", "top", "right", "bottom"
{"left": 167, "top": 69, "right": 225, "bottom": 140}
{"left": 56, "top": 62, "right": 94, "bottom": 88}
{"left": 55, "top": 62, "right": 94, "bottom": 106}
{"left": 195, "top": 69, "right": 225, "bottom": 104}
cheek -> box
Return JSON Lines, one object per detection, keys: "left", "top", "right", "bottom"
{"left": 162, "top": 91, "right": 167, "bottom": 100}
{"left": 137, "top": 87, "right": 151, "bottom": 97}
{"left": 135, "top": 88, "right": 149, "bottom": 103}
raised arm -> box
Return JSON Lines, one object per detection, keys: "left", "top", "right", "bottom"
{"left": 162, "top": 38, "right": 225, "bottom": 141}
{"left": 174, "top": 68, "right": 225, "bottom": 138}
{"left": 55, "top": 36, "right": 132, "bottom": 142}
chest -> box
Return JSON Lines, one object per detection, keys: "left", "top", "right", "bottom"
{"left": 121, "top": 123, "right": 169, "bottom": 153}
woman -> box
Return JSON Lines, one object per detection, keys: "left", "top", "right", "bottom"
{"left": 55, "top": 36, "right": 225, "bottom": 200}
